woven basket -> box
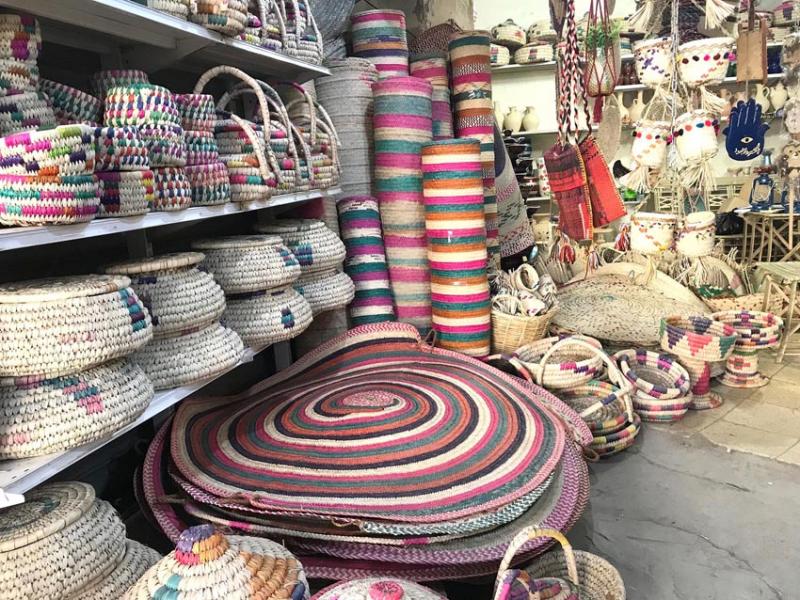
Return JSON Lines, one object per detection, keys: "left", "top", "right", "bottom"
{"left": 105, "top": 252, "right": 227, "bottom": 338}
{"left": 0, "top": 91, "right": 55, "bottom": 135}
{"left": 104, "top": 83, "right": 180, "bottom": 127}
{"left": 256, "top": 218, "right": 346, "bottom": 273}
{"left": 0, "top": 13, "right": 41, "bottom": 62}
{"left": 131, "top": 321, "right": 243, "bottom": 390}
{"left": 191, "top": 0, "right": 248, "bottom": 36}
{"left": 293, "top": 267, "right": 354, "bottom": 315}
{"left": 137, "top": 123, "right": 187, "bottom": 167}
{"left": 224, "top": 285, "right": 313, "bottom": 346}
{"left": 0, "top": 58, "right": 39, "bottom": 97}
{"left": 152, "top": 166, "right": 192, "bottom": 211}
{"left": 280, "top": 0, "right": 324, "bottom": 64}
{"left": 409, "top": 20, "right": 462, "bottom": 55}
{"left": 93, "top": 126, "right": 150, "bottom": 172}
{"left": 351, "top": 9, "right": 409, "bottom": 78}
{"left": 0, "top": 274, "right": 153, "bottom": 378}
{"left": 146, "top": 0, "right": 193, "bottom": 20}
{"left": 38, "top": 79, "right": 102, "bottom": 125}
{"left": 185, "top": 161, "right": 231, "bottom": 206}
{"left": 0, "top": 482, "right": 127, "bottom": 600}
{"left": 510, "top": 528, "right": 626, "bottom": 600}
{"left": 0, "top": 124, "right": 95, "bottom": 177}
{"left": 239, "top": 0, "right": 286, "bottom": 53}
{"left": 192, "top": 234, "right": 301, "bottom": 294}
{"left": 509, "top": 335, "right": 604, "bottom": 390}
{"left": 96, "top": 169, "right": 154, "bottom": 217}
{"left": 514, "top": 43, "right": 554, "bottom": 64}
{"left": 703, "top": 292, "right": 780, "bottom": 313}
{"left": 491, "top": 297, "right": 556, "bottom": 355}
{"left": 90, "top": 69, "right": 149, "bottom": 99}
{"left": 184, "top": 129, "right": 220, "bottom": 165}
{"left": 314, "top": 579, "right": 445, "bottom": 600}
{"left": 176, "top": 93, "right": 216, "bottom": 132}
{"left": 490, "top": 43, "right": 511, "bottom": 65}
{"left": 0, "top": 172, "right": 100, "bottom": 226}
{"left": 74, "top": 540, "right": 161, "bottom": 600}
{"left": 491, "top": 19, "right": 526, "bottom": 49}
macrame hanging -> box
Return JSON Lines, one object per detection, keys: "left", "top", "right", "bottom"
{"left": 584, "top": 0, "right": 621, "bottom": 123}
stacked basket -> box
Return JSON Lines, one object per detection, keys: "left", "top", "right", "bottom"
{"left": 0, "top": 13, "right": 55, "bottom": 137}
{"left": 191, "top": 235, "right": 314, "bottom": 347}
{"left": 105, "top": 253, "right": 243, "bottom": 391}
{"left": 102, "top": 79, "right": 190, "bottom": 212}
{"left": 176, "top": 93, "right": 231, "bottom": 206}
{"left": 39, "top": 78, "right": 102, "bottom": 126}
{"left": 190, "top": 0, "right": 248, "bottom": 37}
{"left": 0, "top": 274, "right": 153, "bottom": 459}
{"left": 350, "top": 9, "right": 409, "bottom": 79}
{"left": 0, "top": 482, "right": 160, "bottom": 600}
{"left": 615, "top": 348, "right": 693, "bottom": 423}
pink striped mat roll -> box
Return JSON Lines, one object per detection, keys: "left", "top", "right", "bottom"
{"left": 422, "top": 138, "right": 491, "bottom": 357}
{"left": 373, "top": 76, "right": 433, "bottom": 334}
{"left": 410, "top": 54, "right": 453, "bottom": 141}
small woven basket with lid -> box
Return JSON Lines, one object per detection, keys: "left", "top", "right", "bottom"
{"left": 0, "top": 172, "right": 100, "bottom": 226}
{"left": 255, "top": 218, "right": 346, "bottom": 274}
{"left": 224, "top": 285, "right": 313, "bottom": 347}
{"left": 293, "top": 267, "right": 355, "bottom": 315}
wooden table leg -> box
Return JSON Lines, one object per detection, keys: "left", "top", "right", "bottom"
{"left": 778, "top": 280, "right": 798, "bottom": 363}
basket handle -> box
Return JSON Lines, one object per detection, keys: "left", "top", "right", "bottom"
{"left": 494, "top": 527, "right": 579, "bottom": 599}
{"left": 511, "top": 263, "right": 540, "bottom": 293}
{"left": 225, "top": 113, "right": 275, "bottom": 185}
{"left": 259, "top": 0, "right": 288, "bottom": 46}
{"left": 275, "top": 81, "right": 317, "bottom": 143}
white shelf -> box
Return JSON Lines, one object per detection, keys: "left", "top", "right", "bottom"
{"left": 0, "top": 187, "right": 341, "bottom": 252}
{"left": 0, "top": 0, "right": 329, "bottom": 81}
{"left": 492, "top": 61, "right": 556, "bottom": 73}
{"left": 0, "top": 345, "right": 270, "bottom": 502}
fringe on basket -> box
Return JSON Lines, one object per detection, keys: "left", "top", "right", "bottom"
{"left": 628, "top": 0, "right": 655, "bottom": 33}
{"left": 614, "top": 222, "right": 631, "bottom": 251}
{"left": 681, "top": 160, "right": 715, "bottom": 200}
{"left": 699, "top": 86, "right": 728, "bottom": 116}
{"left": 705, "top": 0, "right": 735, "bottom": 29}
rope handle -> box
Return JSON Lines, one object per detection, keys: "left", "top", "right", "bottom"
{"left": 493, "top": 527, "right": 579, "bottom": 599}
{"left": 251, "top": 0, "right": 288, "bottom": 46}
{"left": 274, "top": 81, "right": 317, "bottom": 143}
{"left": 226, "top": 113, "right": 275, "bottom": 184}
{"left": 491, "top": 292, "right": 527, "bottom": 316}
{"left": 511, "top": 263, "right": 540, "bottom": 292}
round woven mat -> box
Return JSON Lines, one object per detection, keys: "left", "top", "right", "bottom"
{"left": 170, "top": 323, "right": 565, "bottom": 525}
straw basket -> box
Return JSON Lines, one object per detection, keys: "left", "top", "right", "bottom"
{"left": 103, "top": 83, "right": 180, "bottom": 127}
{"left": 256, "top": 218, "right": 346, "bottom": 273}
{"left": 314, "top": 579, "right": 444, "bottom": 600}
{"left": 0, "top": 172, "right": 100, "bottom": 226}
{"left": 508, "top": 335, "right": 604, "bottom": 390}
{"left": 293, "top": 268, "right": 355, "bottom": 315}
{"left": 146, "top": 0, "right": 193, "bottom": 20}
{"left": 176, "top": 93, "right": 216, "bottom": 131}
{"left": 0, "top": 13, "right": 41, "bottom": 62}
{"left": 224, "top": 285, "right": 313, "bottom": 346}
{"left": 190, "top": 0, "right": 248, "bottom": 36}
{"left": 0, "top": 58, "right": 39, "bottom": 97}
{"left": 240, "top": 0, "right": 286, "bottom": 53}
{"left": 280, "top": 0, "right": 324, "bottom": 64}
{"left": 491, "top": 19, "right": 526, "bottom": 50}
{"left": 0, "top": 91, "right": 55, "bottom": 135}
{"left": 38, "top": 79, "right": 102, "bottom": 125}
{"left": 137, "top": 123, "right": 187, "bottom": 168}
{"left": 184, "top": 129, "right": 220, "bottom": 165}
{"left": 93, "top": 126, "right": 150, "bottom": 172}
{"left": 96, "top": 169, "right": 154, "bottom": 217}
{"left": 514, "top": 43, "right": 555, "bottom": 64}
{"left": 152, "top": 166, "right": 191, "bottom": 211}
{"left": 0, "top": 124, "right": 95, "bottom": 177}
{"left": 184, "top": 161, "right": 231, "bottom": 205}
{"left": 74, "top": 540, "right": 160, "bottom": 600}
{"left": 90, "top": 69, "right": 149, "bottom": 99}
{"left": 614, "top": 348, "right": 693, "bottom": 422}
{"left": 490, "top": 43, "right": 511, "bottom": 66}
{"left": 491, "top": 296, "right": 556, "bottom": 355}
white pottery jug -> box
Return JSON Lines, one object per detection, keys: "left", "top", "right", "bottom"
{"left": 617, "top": 92, "right": 630, "bottom": 124}
{"left": 755, "top": 84, "right": 771, "bottom": 113}
{"left": 522, "top": 106, "right": 540, "bottom": 131}
{"left": 628, "top": 90, "right": 645, "bottom": 123}
{"left": 771, "top": 81, "right": 789, "bottom": 111}
{"left": 503, "top": 106, "right": 523, "bottom": 133}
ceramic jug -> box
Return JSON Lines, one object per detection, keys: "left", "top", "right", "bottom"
{"left": 522, "top": 106, "right": 540, "bottom": 131}
{"left": 503, "top": 106, "right": 523, "bottom": 133}
{"left": 628, "top": 90, "right": 645, "bottom": 123}
{"left": 617, "top": 92, "right": 630, "bottom": 124}
{"left": 755, "top": 84, "right": 771, "bottom": 113}
{"left": 771, "top": 81, "right": 789, "bottom": 111}
{"left": 494, "top": 101, "right": 505, "bottom": 127}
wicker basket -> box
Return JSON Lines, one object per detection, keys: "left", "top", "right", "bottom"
{"left": 293, "top": 268, "right": 354, "bottom": 315}
{"left": 280, "top": 0, "right": 324, "bottom": 64}
{"left": 240, "top": 0, "right": 286, "bottom": 53}
{"left": 75, "top": 540, "right": 161, "bottom": 600}
{"left": 490, "top": 43, "right": 511, "bottom": 66}
{"left": 90, "top": 69, "right": 149, "bottom": 99}
{"left": 509, "top": 334, "right": 604, "bottom": 390}
{"left": 104, "top": 83, "right": 180, "bottom": 127}
{"left": 38, "top": 79, "right": 102, "bottom": 125}
{"left": 491, "top": 296, "right": 556, "bottom": 355}
{"left": 96, "top": 169, "right": 154, "bottom": 217}
{"left": 0, "top": 91, "right": 56, "bottom": 135}
{"left": 224, "top": 285, "right": 313, "bottom": 346}
{"left": 255, "top": 218, "right": 346, "bottom": 273}
{"left": 191, "top": 0, "right": 248, "bottom": 36}
{"left": 491, "top": 19, "right": 526, "bottom": 49}
{"left": 0, "top": 124, "right": 95, "bottom": 177}
{"left": 93, "top": 126, "right": 150, "bottom": 172}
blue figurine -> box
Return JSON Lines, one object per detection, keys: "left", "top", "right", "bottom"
{"left": 724, "top": 99, "right": 769, "bottom": 161}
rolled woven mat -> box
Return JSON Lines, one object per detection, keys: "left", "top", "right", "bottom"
{"left": 372, "top": 76, "right": 433, "bottom": 334}
{"left": 96, "top": 169, "right": 154, "bottom": 217}
{"left": 410, "top": 54, "right": 453, "bottom": 140}
{"left": 90, "top": 69, "right": 149, "bottom": 100}
{"left": 294, "top": 267, "right": 355, "bottom": 315}
{"left": 449, "top": 31, "right": 499, "bottom": 265}
{"left": 175, "top": 93, "right": 216, "bottom": 132}
{"left": 137, "top": 122, "right": 187, "bottom": 167}
{"left": 74, "top": 540, "right": 160, "bottom": 600}
{"left": 104, "top": 83, "right": 180, "bottom": 127}
{"left": 0, "top": 482, "right": 126, "bottom": 600}
{"left": 0, "top": 90, "right": 56, "bottom": 135}
{"left": 312, "top": 579, "right": 445, "bottom": 600}
{"left": 0, "top": 58, "right": 39, "bottom": 97}
{"left": 255, "top": 218, "right": 346, "bottom": 275}
{"left": 131, "top": 321, "right": 243, "bottom": 390}
{"left": 224, "top": 285, "right": 314, "bottom": 347}
{"left": 93, "top": 125, "right": 150, "bottom": 172}
{"left": 0, "top": 359, "right": 153, "bottom": 459}
{"left": 105, "top": 252, "right": 226, "bottom": 338}
{"left": 185, "top": 161, "right": 231, "bottom": 206}
{"left": 152, "top": 166, "right": 192, "bottom": 211}
{"left": 0, "top": 124, "right": 95, "bottom": 177}
{"left": 122, "top": 524, "right": 310, "bottom": 600}
{"left": 422, "top": 139, "right": 491, "bottom": 358}
{"left": 0, "top": 274, "right": 153, "bottom": 378}
{"left": 38, "top": 78, "right": 102, "bottom": 125}
{"left": 351, "top": 9, "right": 409, "bottom": 79}
{"left": 336, "top": 195, "right": 396, "bottom": 325}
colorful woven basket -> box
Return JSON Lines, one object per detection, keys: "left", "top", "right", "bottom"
{"left": 137, "top": 123, "right": 187, "bottom": 167}
{"left": 0, "top": 172, "right": 99, "bottom": 226}
{"left": 176, "top": 93, "right": 216, "bottom": 132}
{"left": 96, "top": 169, "right": 154, "bottom": 217}
{"left": 351, "top": 9, "right": 409, "bottom": 79}
{"left": 190, "top": 0, "right": 248, "bottom": 36}
{"left": 0, "top": 90, "right": 55, "bottom": 135}
{"left": 281, "top": 0, "right": 324, "bottom": 65}
{"left": 0, "top": 274, "right": 153, "bottom": 378}
{"left": 711, "top": 310, "right": 783, "bottom": 388}
{"left": 38, "top": 79, "right": 102, "bottom": 125}
{"left": 104, "top": 83, "right": 180, "bottom": 127}
{"left": 93, "top": 125, "right": 150, "bottom": 172}
{"left": 490, "top": 43, "right": 511, "bottom": 65}
{"left": 0, "top": 58, "right": 39, "bottom": 97}
{"left": 312, "top": 579, "right": 445, "bottom": 600}
{"left": 184, "top": 129, "right": 220, "bottom": 165}
{"left": 184, "top": 161, "right": 231, "bottom": 206}
{"left": 514, "top": 43, "right": 555, "bottom": 64}
{"left": 0, "top": 359, "right": 153, "bottom": 459}
{"left": 255, "top": 218, "right": 345, "bottom": 274}
{"left": 105, "top": 252, "right": 227, "bottom": 338}
{"left": 90, "top": 69, "right": 149, "bottom": 100}
{"left": 491, "top": 19, "right": 526, "bottom": 49}
{"left": 152, "top": 166, "right": 192, "bottom": 211}
{"left": 75, "top": 540, "right": 160, "bottom": 600}
{"left": 0, "top": 13, "right": 41, "bottom": 63}
{"left": 614, "top": 348, "right": 692, "bottom": 422}
{"left": 293, "top": 267, "right": 355, "bottom": 315}
{"left": 509, "top": 335, "right": 605, "bottom": 391}
{"left": 145, "top": 0, "right": 193, "bottom": 20}
{"left": 0, "top": 124, "right": 95, "bottom": 177}
{"left": 336, "top": 195, "right": 396, "bottom": 325}
{"left": 422, "top": 138, "right": 491, "bottom": 357}
{"left": 224, "top": 285, "right": 313, "bottom": 347}
{"left": 409, "top": 54, "right": 453, "bottom": 140}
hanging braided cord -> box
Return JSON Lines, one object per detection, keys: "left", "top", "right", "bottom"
{"left": 556, "top": 0, "right": 592, "bottom": 147}
{"left": 668, "top": 0, "right": 686, "bottom": 216}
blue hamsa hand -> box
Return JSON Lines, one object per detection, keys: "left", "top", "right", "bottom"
{"left": 723, "top": 98, "right": 769, "bottom": 161}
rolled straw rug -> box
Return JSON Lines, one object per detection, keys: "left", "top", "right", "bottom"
{"left": 336, "top": 195, "right": 396, "bottom": 325}
{"left": 410, "top": 54, "right": 453, "bottom": 140}
{"left": 372, "top": 76, "right": 433, "bottom": 334}
{"left": 351, "top": 9, "right": 409, "bottom": 79}
{"left": 422, "top": 138, "right": 491, "bottom": 357}
{"left": 449, "top": 31, "right": 499, "bottom": 264}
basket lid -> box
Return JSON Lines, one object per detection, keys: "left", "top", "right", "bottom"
{"left": 105, "top": 252, "right": 204, "bottom": 275}
{"left": 0, "top": 482, "right": 95, "bottom": 551}
{"left": 0, "top": 274, "right": 131, "bottom": 303}
{"left": 191, "top": 234, "right": 284, "bottom": 250}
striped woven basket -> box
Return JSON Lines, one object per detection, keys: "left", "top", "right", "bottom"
{"left": 508, "top": 335, "right": 604, "bottom": 390}
{"left": 0, "top": 124, "right": 95, "bottom": 177}
{"left": 145, "top": 0, "right": 193, "bottom": 20}
{"left": 491, "top": 19, "right": 526, "bottom": 50}
{"left": 351, "top": 9, "right": 409, "bottom": 78}
{"left": 0, "top": 172, "right": 100, "bottom": 226}
{"left": 104, "top": 83, "right": 180, "bottom": 127}
{"left": 490, "top": 43, "right": 511, "bottom": 65}
{"left": 191, "top": 0, "right": 248, "bottom": 36}
{"left": 152, "top": 166, "right": 192, "bottom": 211}
{"left": 185, "top": 161, "right": 231, "bottom": 206}
{"left": 224, "top": 285, "right": 314, "bottom": 346}
{"left": 96, "top": 169, "right": 154, "bottom": 217}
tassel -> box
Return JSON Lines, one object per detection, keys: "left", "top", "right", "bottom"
{"left": 699, "top": 86, "right": 728, "bottom": 116}
{"left": 614, "top": 222, "right": 631, "bottom": 251}
{"left": 557, "top": 232, "right": 577, "bottom": 264}
{"left": 620, "top": 164, "right": 661, "bottom": 193}
{"left": 705, "top": 0, "right": 735, "bottom": 29}
{"left": 586, "top": 244, "right": 601, "bottom": 275}
{"left": 593, "top": 97, "right": 604, "bottom": 124}
{"left": 628, "top": 0, "right": 655, "bottom": 33}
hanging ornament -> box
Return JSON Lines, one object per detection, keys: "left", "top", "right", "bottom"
{"left": 736, "top": 0, "right": 767, "bottom": 84}
{"left": 723, "top": 99, "right": 769, "bottom": 161}
{"left": 676, "top": 36, "right": 735, "bottom": 114}
{"left": 672, "top": 109, "right": 720, "bottom": 195}
{"left": 584, "top": 0, "right": 621, "bottom": 123}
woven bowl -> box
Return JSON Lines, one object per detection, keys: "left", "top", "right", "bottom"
{"left": 225, "top": 285, "right": 314, "bottom": 347}
{"left": 38, "top": 79, "right": 102, "bottom": 125}
{"left": 104, "top": 83, "right": 180, "bottom": 127}
{"left": 0, "top": 359, "right": 153, "bottom": 459}
{"left": 0, "top": 91, "right": 56, "bottom": 135}
{"left": 511, "top": 335, "right": 605, "bottom": 390}
{"left": 659, "top": 315, "right": 738, "bottom": 362}
{"left": 0, "top": 172, "right": 100, "bottom": 226}
{"left": 614, "top": 348, "right": 692, "bottom": 400}
{"left": 90, "top": 69, "right": 149, "bottom": 100}
{"left": 105, "top": 252, "right": 226, "bottom": 338}
{"left": 293, "top": 268, "right": 355, "bottom": 315}
{"left": 96, "top": 169, "right": 154, "bottom": 217}
{"left": 0, "top": 274, "right": 153, "bottom": 378}
{"left": 93, "top": 126, "right": 150, "bottom": 172}
{"left": 185, "top": 161, "right": 231, "bottom": 206}
{"left": 0, "top": 124, "right": 95, "bottom": 177}
{"left": 256, "top": 218, "right": 346, "bottom": 273}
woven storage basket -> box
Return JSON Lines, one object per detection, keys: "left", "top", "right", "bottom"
{"left": 38, "top": 79, "right": 102, "bottom": 125}
{"left": 137, "top": 123, "right": 187, "bottom": 167}
{"left": 491, "top": 297, "right": 556, "bottom": 355}
{"left": 256, "top": 218, "right": 346, "bottom": 274}
{"left": 191, "top": 0, "right": 248, "bottom": 36}
{"left": 0, "top": 482, "right": 127, "bottom": 600}
{"left": 0, "top": 172, "right": 100, "bottom": 226}
{"left": 313, "top": 579, "right": 445, "bottom": 600}
{"left": 514, "top": 43, "right": 555, "bottom": 64}
{"left": 0, "top": 124, "right": 95, "bottom": 177}
{"left": 491, "top": 19, "right": 526, "bottom": 49}
{"left": 506, "top": 528, "right": 625, "bottom": 600}
{"left": 96, "top": 169, "right": 154, "bottom": 217}
{"left": 93, "top": 126, "right": 150, "bottom": 172}
{"left": 152, "top": 166, "right": 191, "bottom": 211}
{"left": 240, "top": 0, "right": 287, "bottom": 53}
{"left": 351, "top": 9, "right": 409, "bottom": 78}
{"left": 0, "top": 58, "right": 39, "bottom": 97}
{"left": 90, "top": 69, "right": 149, "bottom": 100}
{"left": 224, "top": 285, "right": 313, "bottom": 346}
{"left": 280, "top": 0, "right": 324, "bottom": 64}
{"left": 192, "top": 234, "right": 301, "bottom": 294}
{"left": 0, "top": 91, "right": 56, "bottom": 135}
{"left": 614, "top": 348, "right": 692, "bottom": 421}
{"left": 146, "top": 0, "right": 193, "bottom": 20}
{"left": 293, "top": 267, "right": 354, "bottom": 315}
{"left": 122, "top": 525, "right": 310, "bottom": 600}
{"left": 0, "top": 274, "right": 153, "bottom": 378}
{"left": 184, "top": 129, "right": 220, "bottom": 165}
{"left": 131, "top": 321, "right": 243, "bottom": 390}
{"left": 176, "top": 93, "right": 216, "bottom": 132}
{"left": 0, "top": 13, "right": 41, "bottom": 62}
{"left": 0, "top": 359, "right": 153, "bottom": 459}
{"left": 106, "top": 252, "right": 226, "bottom": 338}
{"left": 703, "top": 292, "right": 781, "bottom": 313}
{"left": 185, "top": 161, "right": 231, "bottom": 206}
{"left": 104, "top": 83, "right": 180, "bottom": 127}
{"left": 74, "top": 540, "right": 161, "bottom": 600}
{"left": 490, "top": 43, "right": 511, "bottom": 65}
{"left": 509, "top": 335, "right": 604, "bottom": 390}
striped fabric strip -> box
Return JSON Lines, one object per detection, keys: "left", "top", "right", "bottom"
{"left": 448, "top": 31, "right": 499, "bottom": 266}
{"left": 373, "top": 76, "right": 433, "bottom": 334}
{"left": 422, "top": 139, "right": 491, "bottom": 358}
{"left": 351, "top": 10, "right": 410, "bottom": 79}
{"left": 337, "top": 195, "right": 396, "bottom": 326}
{"left": 410, "top": 55, "right": 454, "bottom": 140}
